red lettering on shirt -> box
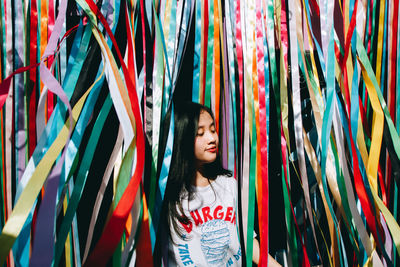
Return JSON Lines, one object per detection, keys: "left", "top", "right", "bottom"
{"left": 202, "top": 207, "right": 213, "bottom": 222}
{"left": 180, "top": 220, "right": 193, "bottom": 233}
{"left": 183, "top": 206, "right": 236, "bottom": 232}
{"left": 231, "top": 211, "right": 236, "bottom": 224}
{"left": 213, "top": 205, "right": 224, "bottom": 219}
{"left": 190, "top": 210, "right": 203, "bottom": 226}
{"left": 224, "top": 207, "right": 233, "bottom": 222}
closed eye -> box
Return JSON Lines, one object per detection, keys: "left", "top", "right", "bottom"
{"left": 210, "top": 124, "right": 216, "bottom": 133}
{"left": 196, "top": 127, "right": 204, "bottom": 136}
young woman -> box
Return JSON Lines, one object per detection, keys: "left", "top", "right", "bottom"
{"left": 162, "top": 101, "right": 280, "bottom": 266}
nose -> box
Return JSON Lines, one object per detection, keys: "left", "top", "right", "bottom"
{"left": 206, "top": 131, "right": 217, "bottom": 143}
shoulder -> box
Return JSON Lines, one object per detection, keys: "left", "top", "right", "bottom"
{"left": 214, "top": 175, "right": 237, "bottom": 194}
{"left": 215, "top": 174, "right": 236, "bottom": 184}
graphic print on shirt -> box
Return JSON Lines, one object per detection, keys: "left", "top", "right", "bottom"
{"left": 200, "top": 219, "right": 230, "bottom": 265}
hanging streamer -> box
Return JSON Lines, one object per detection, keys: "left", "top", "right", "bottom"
{"left": 0, "top": 0, "right": 399, "bottom": 266}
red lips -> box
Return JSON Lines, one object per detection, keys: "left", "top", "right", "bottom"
{"left": 207, "top": 147, "right": 217, "bottom": 153}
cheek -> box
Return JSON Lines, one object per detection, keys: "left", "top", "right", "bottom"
{"left": 194, "top": 138, "right": 202, "bottom": 155}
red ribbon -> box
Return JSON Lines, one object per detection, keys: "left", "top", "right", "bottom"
{"left": 47, "top": 0, "right": 56, "bottom": 120}
{"left": 28, "top": 0, "right": 38, "bottom": 157}
{"left": 386, "top": 0, "right": 399, "bottom": 206}
{"left": 83, "top": 0, "right": 146, "bottom": 265}
{"left": 125, "top": 3, "right": 153, "bottom": 265}
{"left": 135, "top": 192, "right": 153, "bottom": 266}
{"left": 339, "top": 0, "right": 384, "bottom": 250}
{"left": 201, "top": 0, "right": 209, "bottom": 104}
{"left": 235, "top": 0, "right": 244, "bottom": 153}
{"left": 255, "top": 0, "right": 269, "bottom": 265}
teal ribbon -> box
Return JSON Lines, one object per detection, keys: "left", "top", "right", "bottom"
{"left": 348, "top": 45, "right": 366, "bottom": 263}
{"left": 71, "top": 208, "right": 81, "bottom": 267}
{"left": 357, "top": 33, "right": 400, "bottom": 161}
{"left": 349, "top": 0, "right": 355, "bottom": 18}
{"left": 148, "top": 0, "right": 165, "bottom": 248}
{"left": 53, "top": 0, "right": 122, "bottom": 261}
{"left": 320, "top": 33, "right": 345, "bottom": 267}
{"left": 162, "top": 0, "right": 176, "bottom": 117}
{"left": 204, "top": 0, "right": 214, "bottom": 108}
{"left": 152, "top": 0, "right": 194, "bottom": 252}
{"left": 151, "top": 105, "right": 174, "bottom": 250}
{"left": 192, "top": 0, "right": 201, "bottom": 102}
{"left": 151, "top": 0, "right": 195, "bottom": 251}
{"left": 145, "top": 0, "right": 152, "bottom": 35}
{"left": 0, "top": 0, "right": 5, "bottom": 79}
{"left": 54, "top": 93, "right": 113, "bottom": 266}
{"left": 302, "top": 0, "right": 326, "bottom": 75}
{"left": 153, "top": 3, "right": 172, "bottom": 120}
{"left": 59, "top": 23, "right": 94, "bottom": 189}
{"left": 12, "top": 21, "right": 87, "bottom": 267}
{"left": 331, "top": 135, "right": 362, "bottom": 264}
{"left": 394, "top": 185, "right": 398, "bottom": 267}
{"left": 158, "top": 106, "right": 174, "bottom": 209}
{"left": 54, "top": 67, "right": 107, "bottom": 265}
{"left": 149, "top": 1, "right": 175, "bottom": 249}
{"left": 224, "top": 0, "right": 237, "bottom": 172}
{"left": 246, "top": 113, "right": 257, "bottom": 267}
{"left": 336, "top": 88, "right": 392, "bottom": 264}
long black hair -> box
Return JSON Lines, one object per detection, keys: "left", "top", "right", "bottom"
{"left": 164, "top": 101, "right": 231, "bottom": 239}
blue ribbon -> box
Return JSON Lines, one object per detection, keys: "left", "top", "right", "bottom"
{"left": 151, "top": 105, "right": 175, "bottom": 250}
{"left": 192, "top": 0, "right": 202, "bottom": 103}
{"left": 320, "top": 32, "right": 346, "bottom": 267}
{"left": 12, "top": 20, "right": 86, "bottom": 265}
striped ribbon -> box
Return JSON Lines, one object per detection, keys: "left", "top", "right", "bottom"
{"left": 0, "top": 0, "right": 399, "bottom": 266}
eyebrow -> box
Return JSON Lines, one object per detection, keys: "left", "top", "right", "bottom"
{"left": 197, "top": 122, "right": 215, "bottom": 129}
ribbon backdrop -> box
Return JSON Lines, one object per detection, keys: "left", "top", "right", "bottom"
{"left": 0, "top": 0, "right": 399, "bottom": 266}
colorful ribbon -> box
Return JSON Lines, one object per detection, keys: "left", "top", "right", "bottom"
{"left": 0, "top": 0, "right": 399, "bottom": 266}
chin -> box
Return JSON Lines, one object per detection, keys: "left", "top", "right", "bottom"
{"left": 207, "top": 158, "right": 216, "bottom": 163}
{"left": 199, "top": 156, "right": 217, "bottom": 164}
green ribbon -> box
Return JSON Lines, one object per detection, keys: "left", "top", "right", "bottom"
{"left": 356, "top": 33, "right": 400, "bottom": 160}
{"left": 282, "top": 162, "right": 298, "bottom": 266}
{"left": 192, "top": 0, "right": 202, "bottom": 102}
{"left": 204, "top": 0, "right": 214, "bottom": 107}
{"left": 246, "top": 113, "right": 257, "bottom": 267}
{"left": 54, "top": 93, "right": 113, "bottom": 266}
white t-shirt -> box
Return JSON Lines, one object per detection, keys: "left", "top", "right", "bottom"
{"left": 168, "top": 175, "right": 242, "bottom": 266}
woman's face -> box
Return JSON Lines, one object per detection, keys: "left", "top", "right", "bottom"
{"left": 194, "top": 110, "right": 218, "bottom": 165}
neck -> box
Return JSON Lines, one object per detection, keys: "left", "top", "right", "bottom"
{"left": 194, "top": 169, "right": 210, "bottom": 187}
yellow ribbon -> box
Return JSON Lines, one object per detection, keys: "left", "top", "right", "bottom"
{"left": 358, "top": 57, "right": 400, "bottom": 256}
{"left": 375, "top": 0, "right": 386, "bottom": 86}
{"left": 213, "top": 0, "right": 220, "bottom": 130}
{"left": 40, "top": 0, "right": 48, "bottom": 93}
{"left": 0, "top": 85, "right": 91, "bottom": 264}
{"left": 64, "top": 196, "right": 72, "bottom": 267}
{"left": 303, "top": 129, "right": 334, "bottom": 267}
{"left": 199, "top": 0, "right": 205, "bottom": 102}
